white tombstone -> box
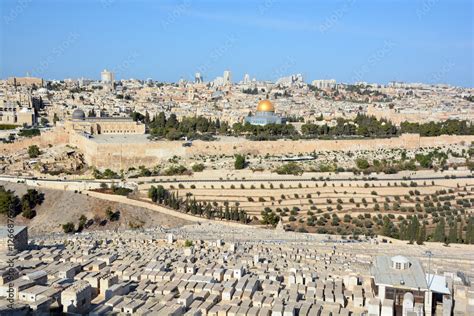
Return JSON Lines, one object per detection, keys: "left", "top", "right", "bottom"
{"left": 402, "top": 292, "right": 414, "bottom": 316}
{"left": 381, "top": 299, "right": 394, "bottom": 316}
{"left": 368, "top": 298, "right": 381, "bottom": 316}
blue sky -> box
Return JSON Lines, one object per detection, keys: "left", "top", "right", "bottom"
{"left": 1, "top": 0, "right": 473, "bottom": 86}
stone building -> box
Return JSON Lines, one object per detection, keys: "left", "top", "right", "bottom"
{"left": 0, "top": 226, "right": 28, "bottom": 252}
{"left": 371, "top": 255, "right": 433, "bottom": 315}
{"left": 61, "top": 281, "right": 92, "bottom": 314}
{"left": 64, "top": 109, "right": 146, "bottom": 135}
{"left": 0, "top": 95, "right": 36, "bottom": 126}
{"left": 245, "top": 100, "right": 286, "bottom": 126}
{"left": 7, "top": 77, "right": 43, "bottom": 87}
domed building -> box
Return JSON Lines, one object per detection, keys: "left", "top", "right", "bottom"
{"left": 65, "top": 108, "right": 145, "bottom": 135}
{"left": 71, "top": 109, "right": 86, "bottom": 120}
{"left": 244, "top": 99, "right": 286, "bottom": 126}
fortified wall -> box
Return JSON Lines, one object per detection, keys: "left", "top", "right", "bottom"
{"left": 1, "top": 129, "right": 472, "bottom": 170}
{"left": 0, "top": 128, "right": 69, "bottom": 154}
{"left": 71, "top": 133, "right": 474, "bottom": 170}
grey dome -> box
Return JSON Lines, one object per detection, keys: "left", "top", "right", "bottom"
{"left": 72, "top": 109, "right": 85, "bottom": 120}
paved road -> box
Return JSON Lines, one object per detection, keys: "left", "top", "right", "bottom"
{"left": 1, "top": 173, "right": 472, "bottom": 186}
{"left": 141, "top": 175, "right": 471, "bottom": 183}
{"left": 85, "top": 190, "right": 254, "bottom": 229}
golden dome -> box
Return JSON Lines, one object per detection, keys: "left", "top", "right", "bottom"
{"left": 256, "top": 99, "right": 275, "bottom": 112}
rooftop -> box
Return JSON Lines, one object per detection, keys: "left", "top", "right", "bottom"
{"left": 371, "top": 255, "right": 428, "bottom": 290}
{"left": 88, "top": 134, "right": 150, "bottom": 144}
{"left": 0, "top": 226, "right": 27, "bottom": 239}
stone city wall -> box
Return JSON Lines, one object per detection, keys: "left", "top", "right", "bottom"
{"left": 0, "top": 128, "right": 69, "bottom": 154}
{"left": 1, "top": 128, "right": 472, "bottom": 170}
{"left": 73, "top": 133, "right": 473, "bottom": 169}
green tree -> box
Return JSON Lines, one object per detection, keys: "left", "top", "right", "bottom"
{"left": 416, "top": 223, "right": 426, "bottom": 245}
{"left": 234, "top": 154, "right": 246, "bottom": 170}
{"left": 465, "top": 217, "right": 474, "bottom": 244}
{"left": 62, "top": 222, "right": 75, "bottom": 233}
{"left": 382, "top": 216, "right": 395, "bottom": 237}
{"left": 166, "top": 113, "right": 178, "bottom": 128}
{"left": 356, "top": 158, "right": 370, "bottom": 170}
{"left": 275, "top": 162, "right": 304, "bottom": 175}
{"left": 21, "top": 189, "right": 44, "bottom": 210}
{"left": 433, "top": 218, "right": 446, "bottom": 242}
{"left": 28, "top": 145, "right": 41, "bottom": 158}
{"left": 408, "top": 215, "right": 420, "bottom": 244}
{"left": 105, "top": 207, "right": 120, "bottom": 221}
{"left": 448, "top": 222, "right": 458, "bottom": 244}
{"left": 21, "top": 200, "right": 35, "bottom": 219}
{"left": 78, "top": 215, "right": 87, "bottom": 231}
{"left": 192, "top": 163, "right": 205, "bottom": 172}
{"left": 0, "top": 186, "right": 21, "bottom": 216}
{"left": 148, "top": 186, "right": 158, "bottom": 202}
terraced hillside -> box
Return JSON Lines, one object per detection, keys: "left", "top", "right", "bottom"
{"left": 138, "top": 175, "right": 474, "bottom": 241}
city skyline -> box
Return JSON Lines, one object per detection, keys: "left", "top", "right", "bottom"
{"left": 1, "top": 0, "right": 473, "bottom": 87}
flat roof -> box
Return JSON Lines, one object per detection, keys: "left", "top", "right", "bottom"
{"left": 89, "top": 134, "right": 150, "bottom": 144}
{"left": 0, "top": 226, "right": 27, "bottom": 239}
{"left": 426, "top": 274, "right": 450, "bottom": 295}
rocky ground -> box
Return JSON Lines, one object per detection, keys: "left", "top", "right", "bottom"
{"left": 0, "top": 181, "right": 191, "bottom": 236}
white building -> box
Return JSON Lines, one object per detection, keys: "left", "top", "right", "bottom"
{"left": 223, "top": 70, "right": 232, "bottom": 85}
{"left": 101, "top": 69, "right": 115, "bottom": 86}
{"left": 311, "top": 79, "right": 336, "bottom": 89}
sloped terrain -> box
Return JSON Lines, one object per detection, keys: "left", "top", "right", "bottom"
{"left": 0, "top": 181, "right": 191, "bottom": 236}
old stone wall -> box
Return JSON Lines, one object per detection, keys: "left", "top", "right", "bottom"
{"left": 74, "top": 134, "right": 472, "bottom": 169}
{"left": 1, "top": 128, "right": 472, "bottom": 170}
{"left": 0, "top": 128, "right": 69, "bottom": 154}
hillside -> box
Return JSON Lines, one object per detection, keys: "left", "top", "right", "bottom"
{"left": 0, "top": 181, "right": 191, "bottom": 236}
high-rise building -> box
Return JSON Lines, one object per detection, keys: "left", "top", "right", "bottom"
{"left": 243, "top": 74, "right": 250, "bottom": 85}
{"left": 223, "top": 70, "right": 232, "bottom": 85}
{"left": 101, "top": 69, "right": 115, "bottom": 85}
{"left": 311, "top": 79, "right": 336, "bottom": 89}
{"left": 195, "top": 72, "right": 203, "bottom": 83}
{"left": 276, "top": 74, "right": 304, "bottom": 87}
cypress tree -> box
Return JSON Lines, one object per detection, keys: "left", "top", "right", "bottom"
{"left": 408, "top": 216, "right": 420, "bottom": 244}
{"left": 382, "top": 217, "right": 393, "bottom": 238}
{"left": 433, "top": 218, "right": 446, "bottom": 242}
{"left": 448, "top": 222, "right": 458, "bottom": 244}
{"left": 466, "top": 217, "right": 474, "bottom": 244}
{"left": 416, "top": 223, "right": 426, "bottom": 245}
{"left": 398, "top": 221, "right": 407, "bottom": 240}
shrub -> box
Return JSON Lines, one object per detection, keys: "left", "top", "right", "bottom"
{"left": 28, "top": 145, "right": 41, "bottom": 158}
{"left": 234, "top": 154, "right": 246, "bottom": 170}
{"left": 106, "top": 207, "right": 120, "bottom": 221}
{"left": 62, "top": 222, "right": 75, "bottom": 233}
{"left": 356, "top": 158, "right": 370, "bottom": 170}
{"left": 22, "top": 206, "right": 35, "bottom": 219}
{"left": 275, "top": 163, "right": 303, "bottom": 175}
{"left": 112, "top": 187, "right": 132, "bottom": 196}
{"left": 163, "top": 165, "right": 188, "bottom": 176}
{"left": 192, "top": 164, "right": 205, "bottom": 172}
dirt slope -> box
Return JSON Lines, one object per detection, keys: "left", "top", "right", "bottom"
{"left": 0, "top": 181, "right": 191, "bottom": 236}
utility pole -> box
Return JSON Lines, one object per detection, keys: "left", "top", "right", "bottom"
{"left": 425, "top": 250, "right": 434, "bottom": 287}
